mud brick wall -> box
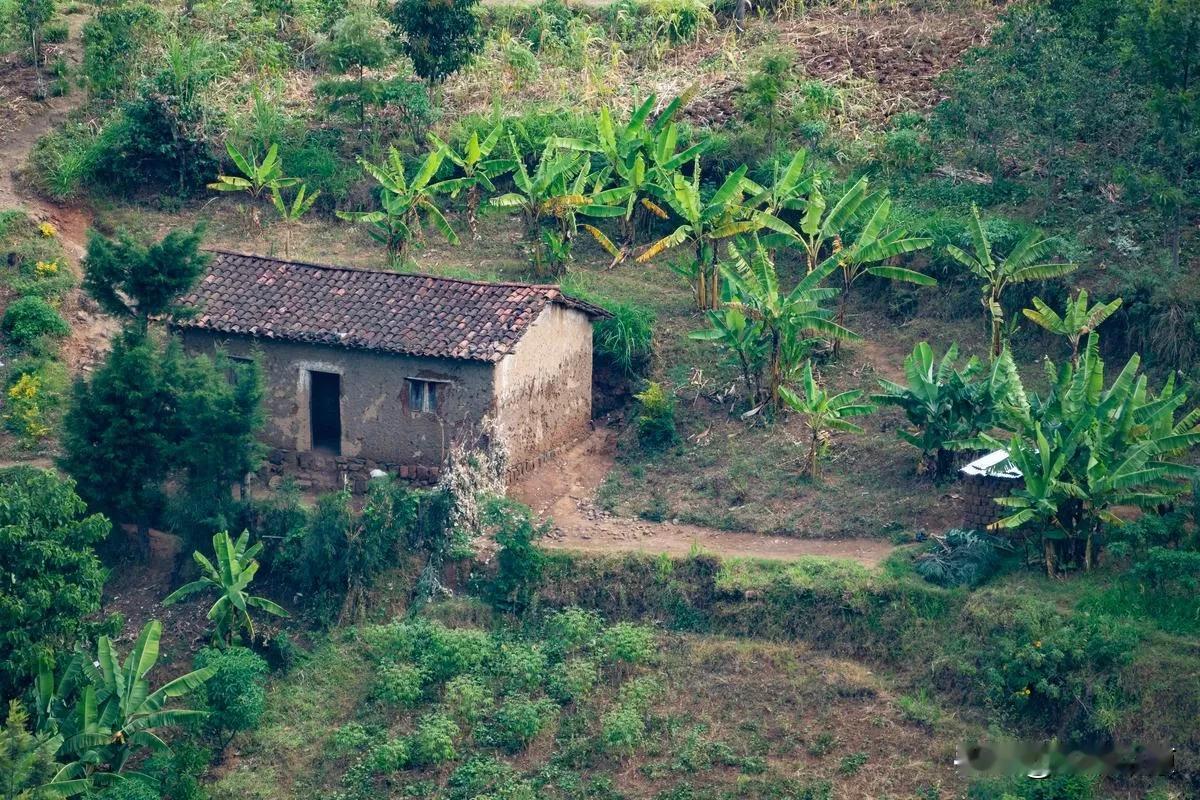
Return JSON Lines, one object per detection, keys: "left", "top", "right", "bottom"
{"left": 961, "top": 474, "right": 1016, "bottom": 530}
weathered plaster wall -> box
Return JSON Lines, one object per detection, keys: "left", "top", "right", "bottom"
{"left": 492, "top": 304, "right": 594, "bottom": 472}
{"left": 178, "top": 330, "right": 494, "bottom": 467}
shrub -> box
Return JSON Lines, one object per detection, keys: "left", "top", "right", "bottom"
{"left": 600, "top": 705, "right": 645, "bottom": 756}
{"left": 194, "top": 646, "right": 270, "bottom": 745}
{"left": 330, "top": 722, "right": 373, "bottom": 757}
{"left": 494, "top": 642, "right": 548, "bottom": 693}
{"left": 633, "top": 382, "right": 678, "bottom": 449}
{"left": 93, "top": 776, "right": 160, "bottom": 800}
{"left": 951, "top": 595, "right": 1137, "bottom": 737}
{"left": 541, "top": 607, "right": 604, "bottom": 654}
{"left": 81, "top": 3, "right": 163, "bottom": 99}
{"left": 370, "top": 736, "right": 412, "bottom": 773}
{"left": 447, "top": 756, "right": 535, "bottom": 800}
{"left": 4, "top": 373, "right": 52, "bottom": 446}
{"left": 914, "top": 530, "right": 1010, "bottom": 588}
{"left": 2, "top": 296, "right": 69, "bottom": 347}
{"left": 838, "top": 752, "right": 868, "bottom": 776}
{"left": 896, "top": 691, "right": 941, "bottom": 730}
{"left": 486, "top": 498, "right": 547, "bottom": 614}
{"left": 1127, "top": 547, "right": 1200, "bottom": 634}
{"left": 362, "top": 619, "right": 494, "bottom": 684}
{"left": 443, "top": 674, "right": 493, "bottom": 724}
{"left": 599, "top": 622, "right": 656, "bottom": 667}
{"left": 374, "top": 660, "right": 426, "bottom": 707}
{"left": 408, "top": 713, "right": 459, "bottom": 767}
{"left": 485, "top": 696, "right": 555, "bottom": 752}
{"left": 547, "top": 657, "right": 598, "bottom": 703}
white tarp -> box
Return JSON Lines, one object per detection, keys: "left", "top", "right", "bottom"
{"left": 960, "top": 449, "right": 1022, "bottom": 479}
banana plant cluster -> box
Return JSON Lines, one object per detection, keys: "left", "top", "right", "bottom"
{"left": 28, "top": 621, "right": 214, "bottom": 796}
{"left": 336, "top": 146, "right": 459, "bottom": 266}
{"left": 981, "top": 333, "right": 1200, "bottom": 575}
{"left": 874, "top": 342, "right": 1019, "bottom": 479}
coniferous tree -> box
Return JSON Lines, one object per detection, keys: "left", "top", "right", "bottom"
{"left": 82, "top": 226, "right": 210, "bottom": 328}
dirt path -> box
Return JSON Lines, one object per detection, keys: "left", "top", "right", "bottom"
{"left": 511, "top": 425, "right": 896, "bottom": 566}
{"left": 0, "top": 17, "right": 119, "bottom": 372}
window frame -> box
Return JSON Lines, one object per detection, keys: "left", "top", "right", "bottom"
{"left": 406, "top": 377, "right": 450, "bottom": 414}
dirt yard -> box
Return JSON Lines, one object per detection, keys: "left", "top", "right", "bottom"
{"left": 512, "top": 424, "right": 898, "bottom": 565}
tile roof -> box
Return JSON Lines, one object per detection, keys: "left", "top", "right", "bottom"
{"left": 173, "top": 250, "right": 609, "bottom": 363}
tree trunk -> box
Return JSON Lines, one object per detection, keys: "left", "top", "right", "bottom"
{"left": 467, "top": 183, "right": 481, "bottom": 240}
{"left": 809, "top": 431, "right": 819, "bottom": 480}
{"left": 1044, "top": 537, "right": 1055, "bottom": 578}
{"left": 1084, "top": 531, "right": 1094, "bottom": 571}
{"left": 990, "top": 313, "right": 1003, "bottom": 360}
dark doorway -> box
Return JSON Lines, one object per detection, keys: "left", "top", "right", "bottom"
{"left": 309, "top": 371, "right": 341, "bottom": 453}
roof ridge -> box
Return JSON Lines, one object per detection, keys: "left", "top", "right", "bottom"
{"left": 203, "top": 248, "right": 567, "bottom": 293}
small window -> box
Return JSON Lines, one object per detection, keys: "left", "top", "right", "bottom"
{"left": 407, "top": 379, "right": 441, "bottom": 413}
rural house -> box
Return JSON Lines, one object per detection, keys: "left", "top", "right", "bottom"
{"left": 173, "top": 250, "right": 609, "bottom": 490}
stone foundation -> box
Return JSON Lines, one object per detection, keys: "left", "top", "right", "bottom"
{"left": 260, "top": 448, "right": 442, "bottom": 494}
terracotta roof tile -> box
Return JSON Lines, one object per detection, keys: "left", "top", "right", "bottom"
{"left": 172, "top": 250, "right": 609, "bottom": 362}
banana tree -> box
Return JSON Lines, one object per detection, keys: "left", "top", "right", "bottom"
{"left": 636, "top": 161, "right": 759, "bottom": 309}
{"left": 430, "top": 124, "right": 516, "bottom": 239}
{"left": 744, "top": 149, "right": 817, "bottom": 217}
{"left": 758, "top": 175, "right": 870, "bottom": 274}
{"left": 164, "top": 530, "right": 288, "bottom": 646}
{"left": 946, "top": 205, "right": 1076, "bottom": 359}
{"left": 490, "top": 138, "right": 609, "bottom": 275}
{"left": 548, "top": 93, "right": 701, "bottom": 247}
{"left": 336, "top": 146, "right": 457, "bottom": 266}
{"left": 270, "top": 183, "right": 320, "bottom": 258}
{"left": 208, "top": 142, "right": 297, "bottom": 200}
{"left": 779, "top": 361, "right": 875, "bottom": 480}
{"left": 38, "top": 621, "right": 215, "bottom": 778}
{"left": 693, "top": 236, "right": 857, "bottom": 414}
{"left": 1022, "top": 289, "right": 1122, "bottom": 365}
{"left": 874, "top": 342, "right": 1016, "bottom": 478}
{"left": 984, "top": 333, "right": 1200, "bottom": 574}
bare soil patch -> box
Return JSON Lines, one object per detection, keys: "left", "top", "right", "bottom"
{"left": 512, "top": 424, "right": 898, "bottom": 565}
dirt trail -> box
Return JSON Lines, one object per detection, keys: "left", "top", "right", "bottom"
{"left": 0, "top": 17, "right": 120, "bottom": 371}
{"left": 511, "top": 425, "right": 895, "bottom": 566}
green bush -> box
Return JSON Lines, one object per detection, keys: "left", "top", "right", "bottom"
{"left": 194, "top": 645, "right": 270, "bottom": 744}
{"left": 546, "top": 657, "right": 598, "bottom": 703}
{"left": 914, "top": 530, "right": 1010, "bottom": 588}
{"left": 486, "top": 498, "right": 547, "bottom": 614}
{"left": 28, "top": 123, "right": 98, "bottom": 201}
{"left": 370, "top": 736, "right": 412, "bottom": 773}
{"left": 443, "top": 674, "right": 494, "bottom": 725}
{"left": 484, "top": 695, "right": 555, "bottom": 753}
{"left": 948, "top": 595, "right": 1137, "bottom": 737}
{"left": 633, "top": 382, "right": 679, "bottom": 449}
{"left": 541, "top": 607, "right": 603, "bottom": 654}
{"left": 408, "top": 713, "right": 459, "bottom": 767}
{"left": 594, "top": 302, "right": 655, "bottom": 377}
{"left": 599, "top": 622, "right": 656, "bottom": 667}
{"left": 600, "top": 705, "right": 645, "bottom": 756}
{"left": 446, "top": 755, "right": 536, "bottom": 799}
{"left": 362, "top": 619, "right": 494, "bottom": 684}
{"left": 374, "top": 660, "right": 427, "bottom": 708}
{"left": 2, "top": 296, "right": 69, "bottom": 347}
{"left": 967, "top": 773, "right": 1097, "bottom": 800}
{"left": 330, "top": 722, "right": 373, "bottom": 757}
{"left": 81, "top": 3, "right": 163, "bottom": 99}
{"left": 494, "top": 642, "right": 548, "bottom": 693}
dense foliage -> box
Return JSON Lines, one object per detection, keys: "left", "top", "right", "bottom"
{"left": 0, "top": 468, "right": 109, "bottom": 706}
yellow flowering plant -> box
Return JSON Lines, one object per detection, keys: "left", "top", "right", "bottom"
{"left": 38, "top": 221, "right": 57, "bottom": 238}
